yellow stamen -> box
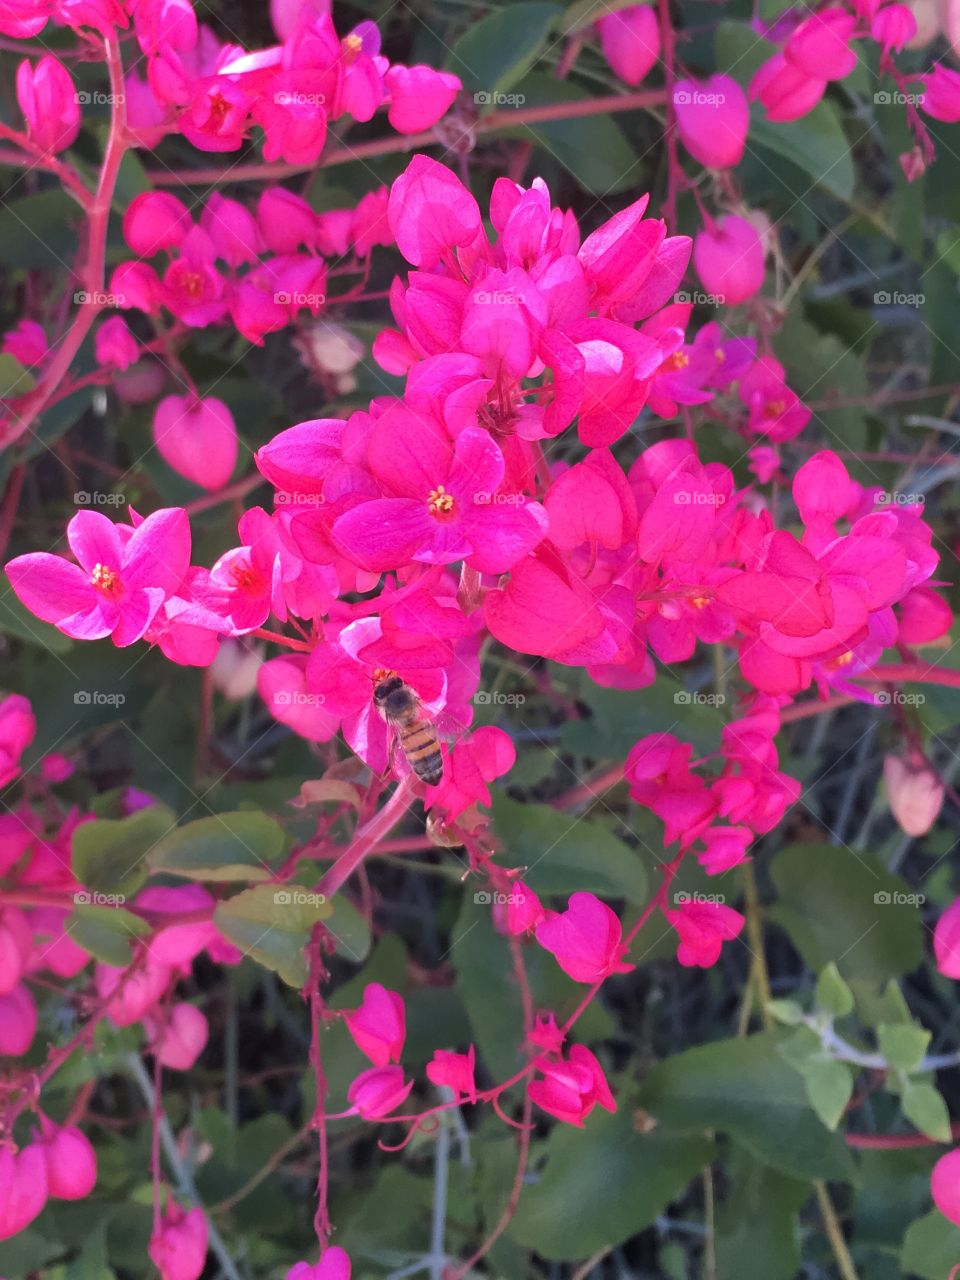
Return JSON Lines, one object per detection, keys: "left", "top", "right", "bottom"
{"left": 428, "top": 484, "right": 456, "bottom": 518}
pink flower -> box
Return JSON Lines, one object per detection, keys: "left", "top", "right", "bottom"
{"left": 343, "top": 983, "right": 406, "bottom": 1067}
{"left": 153, "top": 395, "right": 238, "bottom": 492}
{"left": 37, "top": 1117, "right": 97, "bottom": 1200}
{"left": 161, "top": 227, "right": 228, "bottom": 326}
{"left": 931, "top": 1148, "right": 960, "bottom": 1226}
{"left": 6, "top": 507, "right": 190, "bottom": 647}
{"left": 16, "top": 56, "right": 81, "bottom": 153}
{"left": 0, "top": 694, "right": 35, "bottom": 787}
{"left": 123, "top": 191, "right": 192, "bottom": 257}
{"left": 528, "top": 1045, "right": 616, "bottom": 1127}
{"left": 385, "top": 64, "right": 460, "bottom": 133}
{"left": 0, "top": 1143, "right": 48, "bottom": 1240}
{"left": 0, "top": 984, "right": 37, "bottom": 1054}
{"left": 287, "top": 1247, "right": 351, "bottom": 1280}
{"left": 921, "top": 64, "right": 960, "bottom": 122}
{"left": 665, "top": 899, "right": 745, "bottom": 968}
{"left": 333, "top": 425, "right": 546, "bottom": 575}
{"left": 425, "top": 726, "right": 516, "bottom": 822}
{"left": 934, "top": 898, "right": 960, "bottom": 979}
{"left": 673, "top": 74, "right": 749, "bottom": 169}
{"left": 785, "top": 7, "right": 858, "bottom": 80}
{"left": 596, "top": 5, "right": 660, "bottom": 85}
{"left": 387, "top": 155, "right": 482, "bottom": 269}
{"left": 94, "top": 316, "right": 139, "bottom": 371}
{"left": 884, "top": 753, "right": 945, "bottom": 838}
{"left": 870, "top": 4, "right": 917, "bottom": 52}
{"left": 201, "top": 193, "right": 263, "bottom": 268}
{"left": 426, "top": 1045, "right": 477, "bottom": 1102}
{"left": 694, "top": 215, "right": 765, "bottom": 306}
{"left": 2, "top": 319, "right": 47, "bottom": 366}
{"left": 749, "top": 53, "right": 827, "bottom": 122}
{"left": 897, "top": 587, "right": 952, "bottom": 644}
{"left": 535, "top": 892, "right": 633, "bottom": 983}
{"left": 149, "top": 1203, "right": 208, "bottom": 1280}
{"left": 148, "top": 1002, "right": 209, "bottom": 1069}
{"left": 497, "top": 879, "right": 545, "bottom": 937}
{"left": 347, "top": 1065, "right": 414, "bottom": 1119}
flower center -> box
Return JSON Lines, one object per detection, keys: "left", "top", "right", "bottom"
{"left": 713, "top": 347, "right": 726, "bottom": 364}
{"left": 661, "top": 351, "right": 689, "bottom": 372}
{"left": 764, "top": 398, "right": 786, "bottom": 418}
{"left": 208, "top": 91, "right": 231, "bottom": 129}
{"left": 229, "top": 559, "right": 265, "bottom": 594}
{"left": 181, "top": 271, "right": 204, "bottom": 300}
{"left": 833, "top": 650, "right": 855, "bottom": 668}
{"left": 343, "top": 32, "right": 363, "bottom": 57}
{"left": 691, "top": 595, "right": 710, "bottom": 610}
{"left": 427, "top": 485, "right": 456, "bottom": 519}
{"left": 90, "top": 563, "right": 121, "bottom": 596}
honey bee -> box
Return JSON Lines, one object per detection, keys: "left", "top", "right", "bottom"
{"left": 373, "top": 670, "right": 444, "bottom": 786}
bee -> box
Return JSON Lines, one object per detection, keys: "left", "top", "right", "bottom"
{"left": 373, "top": 670, "right": 444, "bottom": 786}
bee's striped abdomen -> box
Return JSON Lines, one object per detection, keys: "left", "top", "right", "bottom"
{"left": 400, "top": 719, "right": 443, "bottom": 784}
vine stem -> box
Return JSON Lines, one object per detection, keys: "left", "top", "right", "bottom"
{"left": 317, "top": 777, "right": 415, "bottom": 900}
{"left": 146, "top": 89, "right": 667, "bottom": 187}
{"left": 4, "top": 31, "right": 127, "bottom": 454}
{"left": 814, "top": 1181, "right": 861, "bottom": 1280}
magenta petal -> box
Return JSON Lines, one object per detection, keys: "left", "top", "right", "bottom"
{"left": 334, "top": 499, "right": 433, "bottom": 572}
{"left": 464, "top": 502, "right": 547, "bottom": 574}
{"left": 112, "top": 587, "right": 164, "bottom": 647}
{"left": 6, "top": 554, "right": 96, "bottom": 626}
{"left": 123, "top": 508, "right": 191, "bottom": 595}
{"left": 447, "top": 426, "right": 504, "bottom": 499}
{"left": 66, "top": 510, "right": 123, "bottom": 573}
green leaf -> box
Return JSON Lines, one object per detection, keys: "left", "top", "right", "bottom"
{"left": 749, "top": 103, "right": 855, "bottom": 202}
{"left": 324, "top": 894, "right": 372, "bottom": 964}
{"left": 559, "top": 672, "right": 722, "bottom": 758}
{"left": 878, "top": 1023, "right": 931, "bottom": 1074}
{"left": 639, "top": 1031, "right": 857, "bottom": 1181}
{"left": 901, "top": 1209, "right": 960, "bottom": 1280}
{"left": 146, "top": 810, "right": 287, "bottom": 882}
{"left": 854, "top": 978, "right": 913, "bottom": 1028}
{"left": 561, "top": 0, "right": 643, "bottom": 35}
{"left": 72, "top": 805, "right": 176, "bottom": 899}
{"left": 491, "top": 793, "right": 647, "bottom": 902}
{"left": 448, "top": 3, "right": 561, "bottom": 99}
{"left": 66, "top": 903, "right": 151, "bottom": 967}
{"left": 816, "top": 962, "right": 855, "bottom": 1018}
{"left": 715, "top": 1150, "right": 809, "bottom": 1280}
{"left": 901, "top": 1080, "right": 952, "bottom": 1143}
{"left": 509, "top": 1103, "right": 714, "bottom": 1260}
{"left": 767, "top": 998, "right": 805, "bottom": 1026}
{"left": 800, "top": 1058, "right": 854, "bottom": 1131}
{"left": 0, "top": 584, "right": 74, "bottom": 653}
{"left": 0, "top": 353, "right": 36, "bottom": 398}
{"left": 213, "top": 883, "right": 331, "bottom": 987}
{"left": 0, "top": 190, "right": 81, "bottom": 268}
{"left": 503, "top": 73, "right": 639, "bottom": 195}
{"left": 768, "top": 844, "right": 924, "bottom": 983}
